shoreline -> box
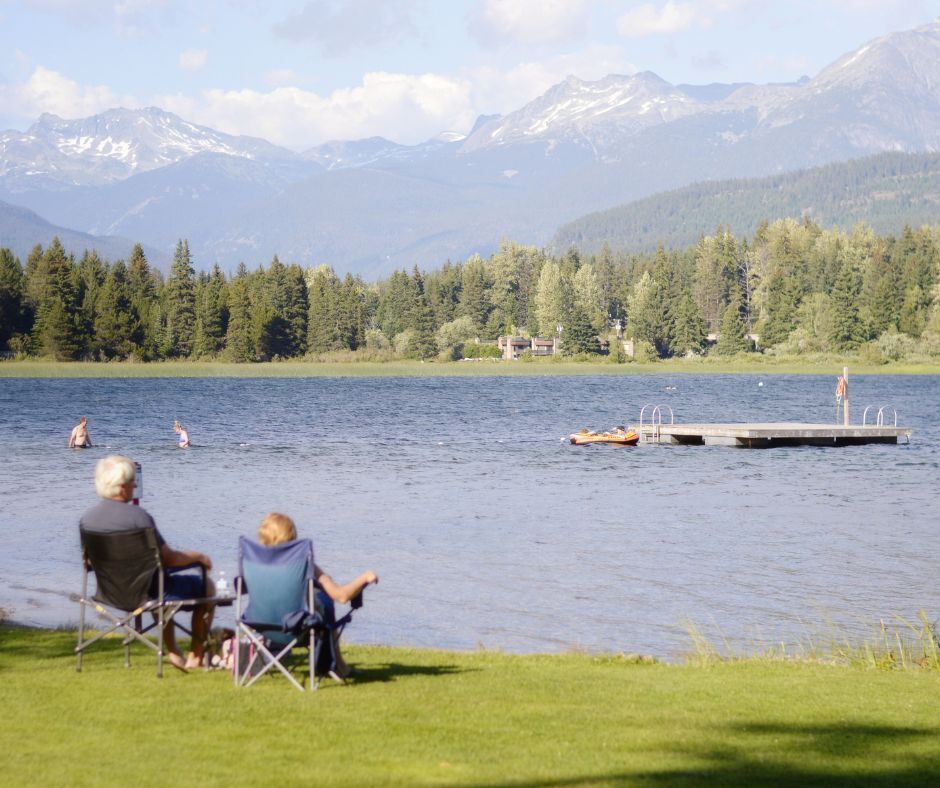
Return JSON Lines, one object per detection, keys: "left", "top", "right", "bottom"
{"left": 3, "top": 358, "right": 940, "bottom": 378}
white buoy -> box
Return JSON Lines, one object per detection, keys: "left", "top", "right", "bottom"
{"left": 758, "top": 381, "right": 764, "bottom": 387}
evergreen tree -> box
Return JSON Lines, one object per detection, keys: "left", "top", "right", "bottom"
{"left": 127, "top": 244, "right": 160, "bottom": 359}
{"left": 93, "top": 261, "right": 141, "bottom": 359}
{"left": 563, "top": 305, "right": 599, "bottom": 355}
{"left": 898, "top": 285, "right": 926, "bottom": 338}
{"left": 407, "top": 266, "right": 438, "bottom": 358}
{"left": 670, "top": 292, "right": 707, "bottom": 356}
{"left": 759, "top": 271, "right": 801, "bottom": 348}
{"left": 307, "top": 265, "right": 343, "bottom": 353}
{"left": 716, "top": 285, "right": 750, "bottom": 356}
{"left": 29, "top": 238, "right": 80, "bottom": 359}
{"left": 828, "top": 259, "right": 867, "bottom": 351}
{"left": 375, "top": 269, "right": 414, "bottom": 341}
{"left": 456, "top": 256, "right": 489, "bottom": 332}
{"left": 75, "top": 250, "right": 107, "bottom": 356}
{"left": 193, "top": 264, "right": 227, "bottom": 357}
{"left": 627, "top": 270, "right": 670, "bottom": 356}
{"left": 163, "top": 239, "right": 197, "bottom": 357}
{"left": 284, "top": 264, "right": 309, "bottom": 355}
{"left": 0, "top": 248, "right": 26, "bottom": 350}
{"left": 224, "top": 265, "right": 253, "bottom": 361}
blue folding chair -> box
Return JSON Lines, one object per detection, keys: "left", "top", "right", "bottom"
{"left": 234, "top": 536, "right": 346, "bottom": 691}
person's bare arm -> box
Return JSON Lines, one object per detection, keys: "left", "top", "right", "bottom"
{"left": 160, "top": 543, "right": 212, "bottom": 570}
{"left": 315, "top": 565, "right": 378, "bottom": 604}
{"left": 68, "top": 427, "right": 77, "bottom": 448}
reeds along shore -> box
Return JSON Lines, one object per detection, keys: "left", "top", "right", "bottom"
{"left": 3, "top": 357, "right": 940, "bottom": 378}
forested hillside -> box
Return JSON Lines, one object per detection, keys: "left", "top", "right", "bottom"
{"left": 553, "top": 153, "right": 940, "bottom": 256}
{"left": 1, "top": 218, "right": 938, "bottom": 364}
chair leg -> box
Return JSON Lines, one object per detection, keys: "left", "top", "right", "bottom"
{"left": 76, "top": 602, "right": 86, "bottom": 673}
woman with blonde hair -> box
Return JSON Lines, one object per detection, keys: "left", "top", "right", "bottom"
{"left": 257, "top": 512, "right": 378, "bottom": 678}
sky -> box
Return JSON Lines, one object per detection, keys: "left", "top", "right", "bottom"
{"left": 0, "top": 0, "right": 937, "bottom": 150}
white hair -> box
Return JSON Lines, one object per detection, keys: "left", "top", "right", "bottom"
{"left": 95, "top": 455, "right": 135, "bottom": 499}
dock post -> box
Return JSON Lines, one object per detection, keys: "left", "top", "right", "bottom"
{"left": 843, "top": 366, "right": 849, "bottom": 426}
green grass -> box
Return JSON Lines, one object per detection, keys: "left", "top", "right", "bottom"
{"left": 2, "top": 627, "right": 939, "bottom": 786}
{"left": 2, "top": 356, "right": 939, "bottom": 377}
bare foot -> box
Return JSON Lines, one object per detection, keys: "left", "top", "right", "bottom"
{"left": 167, "top": 652, "right": 189, "bottom": 673}
{"left": 184, "top": 653, "right": 203, "bottom": 670}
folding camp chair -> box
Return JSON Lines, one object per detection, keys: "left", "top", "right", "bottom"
{"left": 235, "top": 536, "right": 351, "bottom": 692}
{"left": 73, "top": 526, "right": 209, "bottom": 678}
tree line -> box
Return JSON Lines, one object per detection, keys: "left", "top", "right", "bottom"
{"left": 0, "top": 218, "right": 938, "bottom": 362}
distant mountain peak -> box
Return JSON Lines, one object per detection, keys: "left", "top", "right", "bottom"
{"left": 460, "top": 70, "right": 702, "bottom": 154}
{"left": 0, "top": 106, "right": 295, "bottom": 189}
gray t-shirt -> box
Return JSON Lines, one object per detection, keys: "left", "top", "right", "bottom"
{"left": 79, "top": 498, "right": 166, "bottom": 547}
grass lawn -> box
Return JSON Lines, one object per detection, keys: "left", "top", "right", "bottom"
{"left": 1, "top": 627, "right": 938, "bottom": 786}
{"left": 2, "top": 358, "right": 939, "bottom": 377}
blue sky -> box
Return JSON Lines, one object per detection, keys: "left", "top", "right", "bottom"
{"left": 0, "top": 1, "right": 936, "bottom": 150}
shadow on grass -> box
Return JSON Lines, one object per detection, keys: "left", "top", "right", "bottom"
{"left": 347, "top": 661, "right": 471, "bottom": 685}
{"left": 0, "top": 625, "right": 76, "bottom": 667}
{"left": 492, "top": 722, "right": 940, "bottom": 788}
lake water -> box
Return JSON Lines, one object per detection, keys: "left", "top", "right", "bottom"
{"left": 1, "top": 373, "right": 937, "bottom": 660}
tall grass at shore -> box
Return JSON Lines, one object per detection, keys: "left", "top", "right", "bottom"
{"left": 683, "top": 612, "right": 940, "bottom": 671}
{"left": 2, "top": 355, "right": 939, "bottom": 378}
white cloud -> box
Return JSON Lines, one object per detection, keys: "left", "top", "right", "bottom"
{"left": 617, "top": 2, "right": 702, "bottom": 38}
{"left": 158, "top": 71, "right": 476, "bottom": 149}
{"left": 0, "top": 66, "right": 137, "bottom": 120}
{"left": 178, "top": 48, "right": 208, "bottom": 73}
{"left": 470, "top": 0, "right": 590, "bottom": 46}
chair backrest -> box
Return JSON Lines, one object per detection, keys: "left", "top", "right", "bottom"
{"left": 238, "top": 537, "right": 314, "bottom": 631}
{"left": 80, "top": 526, "right": 161, "bottom": 611}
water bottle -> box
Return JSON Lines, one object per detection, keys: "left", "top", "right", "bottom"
{"left": 216, "top": 570, "right": 229, "bottom": 598}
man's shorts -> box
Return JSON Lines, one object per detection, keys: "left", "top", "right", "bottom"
{"left": 151, "top": 568, "right": 207, "bottom": 601}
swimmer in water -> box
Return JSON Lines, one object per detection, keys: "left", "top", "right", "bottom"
{"left": 68, "top": 416, "right": 93, "bottom": 448}
{"left": 173, "top": 420, "right": 190, "bottom": 448}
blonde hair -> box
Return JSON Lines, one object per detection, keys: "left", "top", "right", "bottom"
{"left": 95, "top": 455, "right": 135, "bottom": 498}
{"left": 258, "top": 512, "right": 297, "bottom": 546}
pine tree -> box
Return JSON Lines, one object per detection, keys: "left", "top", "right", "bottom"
{"left": 0, "top": 248, "right": 26, "bottom": 350}
{"left": 456, "top": 256, "right": 489, "bottom": 332}
{"left": 375, "top": 269, "right": 414, "bottom": 341}
{"left": 284, "top": 265, "right": 309, "bottom": 355}
{"left": 759, "top": 271, "right": 801, "bottom": 348}
{"left": 563, "top": 305, "right": 599, "bottom": 355}
{"left": 127, "top": 244, "right": 160, "bottom": 359}
{"left": 193, "top": 264, "right": 227, "bottom": 357}
{"left": 224, "top": 265, "right": 253, "bottom": 362}
{"left": 716, "top": 285, "right": 749, "bottom": 356}
{"left": 93, "top": 261, "right": 141, "bottom": 359}
{"left": 29, "top": 238, "right": 81, "bottom": 359}
{"left": 670, "top": 292, "right": 707, "bottom": 356}
{"left": 829, "top": 259, "right": 867, "bottom": 351}
{"left": 163, "top": 239, "right": 197, "bottom": 357}
{"left": 407, "top": 266, "right": 438, "bottom": 359}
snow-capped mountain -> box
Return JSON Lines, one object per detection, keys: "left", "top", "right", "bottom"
{"left": 2, "top": 21, "right": 940, "bottom": 276}
{"left": 461, "top": 72, "right": 706, "bottom": 155}
{"left": 0, "top": 107, "right": 297, "bottom": 189}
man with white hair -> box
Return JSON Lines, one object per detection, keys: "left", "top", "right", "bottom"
{"left": 79, "top": 454, "right": 215, "bottom": 670}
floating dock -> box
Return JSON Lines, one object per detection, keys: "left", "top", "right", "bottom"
{"left": 631, "top": 422, "right": 912, "bottom": 448}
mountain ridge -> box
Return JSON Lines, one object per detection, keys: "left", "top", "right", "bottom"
{"left": 3, "top": 21, "right": 940, "bottom": 274}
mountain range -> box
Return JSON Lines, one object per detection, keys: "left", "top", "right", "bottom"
{"left": 2, "top": 20, "right": 940, "bottom": 276}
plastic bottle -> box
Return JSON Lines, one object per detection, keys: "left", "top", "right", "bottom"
{"left": 216, "top": 570, "right": 229, "bottom": 598}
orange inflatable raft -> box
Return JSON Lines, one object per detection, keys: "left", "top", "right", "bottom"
{"left": 569, "top": 429, "right": 639, "bottom": 446}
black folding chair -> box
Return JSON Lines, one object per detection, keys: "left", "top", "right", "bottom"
{"left": 73, "top": 526, "right": 208, "bottom": 677}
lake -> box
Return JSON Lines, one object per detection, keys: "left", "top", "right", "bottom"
{"left": 0, "top": 373, "right": 937, "bottom": 660}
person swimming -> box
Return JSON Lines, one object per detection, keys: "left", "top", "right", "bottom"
{"left": 173, "top": 420, "right": 190, "bottom": 448}
{"left": 68, "top": 417, "right": 92, "bottom": 448}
